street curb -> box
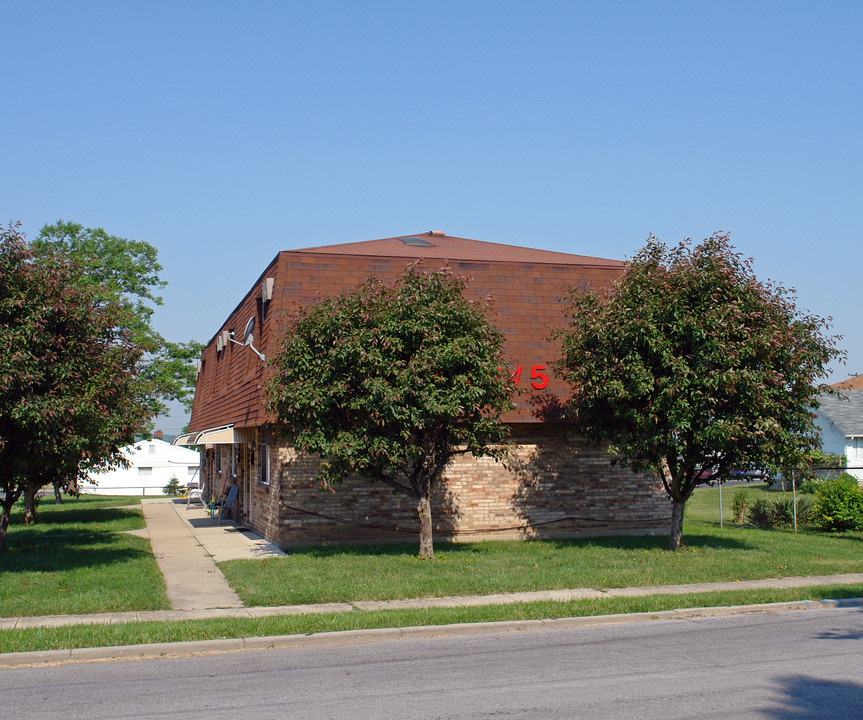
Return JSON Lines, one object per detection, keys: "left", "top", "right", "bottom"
{"left": 2, "top": 597, "right": 861, "bottom": 669}
{"left": 813, "top": 597, "right": 863, "bottom": 608}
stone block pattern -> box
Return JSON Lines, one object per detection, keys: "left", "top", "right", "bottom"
{"left": 259, "top": 422, "right": 671, "bottom": 547}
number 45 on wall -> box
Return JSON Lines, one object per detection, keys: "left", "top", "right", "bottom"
{"left": 499, "top": 364, "right": 549, "bottom": 390}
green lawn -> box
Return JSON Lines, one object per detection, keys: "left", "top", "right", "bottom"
{"left": 0, "top": 495, "right": 170, "bottom": 617}
{"left": 685, "top": 481, "right": 775, "bottom": 524}
{"left": 2, "top": 485, "right": 863, "bottom": 654}
{"left": 4, "top": 485, "right": 859, "bottom": 620}
{"left": 218, "top": 482, "right": 863, "bottom": 606}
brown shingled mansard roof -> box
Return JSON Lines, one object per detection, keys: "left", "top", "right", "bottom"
{"left": 832, "top": 374, "right": 863, "bottom": 391}
{"left": 293, "top": 231, "right": 625, "bottom": 267}
{"left": 188, "top": 231, "right": 626, "bottom": 431}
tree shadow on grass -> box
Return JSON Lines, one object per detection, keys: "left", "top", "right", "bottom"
{"left": 278, "top": 531, "right": 755, "bottom": 561}
{"left": 0, "top": 528, "right": 152, "bottom": 574}
{"left": 816, "top": 530, "right": 863, "bottom": 546}
{"left": 9, "top": 506, "right": 140, "bottom": 526}
{"left": 287, "top": 540, "right": 486, "bottom": 561}
{"left": 760, "top": 674, "right": 863, "bottom": 719}
{"left": 530, "top": 532, "right": 755, "bottom": 552}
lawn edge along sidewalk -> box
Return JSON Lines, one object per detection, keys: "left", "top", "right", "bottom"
{"left": 2, "top": 596, "right": 862, "bottom": 669}
{"left": 3, "top": 573, "right": 863, "bottom": 632}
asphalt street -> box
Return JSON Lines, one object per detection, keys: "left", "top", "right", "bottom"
{"left": 2, "top": 606, "right": 862, "bottom": 719}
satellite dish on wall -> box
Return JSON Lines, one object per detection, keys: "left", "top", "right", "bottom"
{"left": 229, "top": 315, "right": 265, "bottom": 361}
{"left": 242, "top": 316, "right": 255, "bottom": 345}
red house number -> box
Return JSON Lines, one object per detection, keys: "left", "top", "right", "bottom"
{"left": 499, "top": 364, "right": 549, "bottom": 390}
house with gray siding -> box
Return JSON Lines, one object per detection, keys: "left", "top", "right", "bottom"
{"left": 816, "top": 389, "right": 863, "bottom": 483}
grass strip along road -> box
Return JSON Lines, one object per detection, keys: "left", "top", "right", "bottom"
{"left": 4, "top": 583, "right": 863, "bottom": 654}
{"left": 1, "top": 487, "right": 862, "bottom": 653}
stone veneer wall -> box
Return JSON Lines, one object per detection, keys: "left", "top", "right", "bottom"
{"left": 260, "top": 422, "right": 671, "bottom": 547}
{"left": 246, "top": 431, "right": 284, "bottom": 542}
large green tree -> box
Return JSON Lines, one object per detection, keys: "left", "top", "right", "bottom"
{"left": 0, "top": 223, "right": 153, "bottom": 550}
{"left": 265, "top": 267, "right": 513, "bottom": 559}
{"left": 555, "top": 233, "right": 842, "bottom": 549}
{"left": 32, "top": 220, "right": 202, "bottom": 418}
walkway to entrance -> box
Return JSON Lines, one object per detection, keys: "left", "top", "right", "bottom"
{"left": 139, "top": 498, "right": 286, "bottom": 610}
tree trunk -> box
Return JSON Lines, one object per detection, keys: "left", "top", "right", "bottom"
{"left": 668, "top": 497, "right": 685, "bottom": 550}
{"left": 66, "top": 476, "right": 80, "bottom": 497}
{"left": 0, "top": 505, "right": 11, "bottom": 553}
{"left": 23, "top": 486, "right": 38, "bottom": 525}
{"left": 416, "top": 494, "right": 434, "bottom": 560}
{"left": 52, "top": 480, "right": 64, "bottom": 504}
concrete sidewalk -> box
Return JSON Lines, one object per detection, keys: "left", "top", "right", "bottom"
{"left": 137, "top": 498, "right": 285, "bottom": 611}
{"left": 144, "top": 497, "right": 286, "bottom": 564}
{"left": 4, "top": 572, "right": 863, "bottom": 631}
{"left": 139, "top": 500, "right": 240, "bottom": 610}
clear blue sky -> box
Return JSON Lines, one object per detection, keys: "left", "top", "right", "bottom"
{"left": 3, "top": 2, "right": 861, "bottom": 430}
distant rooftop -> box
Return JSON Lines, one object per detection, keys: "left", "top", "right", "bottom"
{"left": 819, "top": 389, "right": 863, "bottom": 436}
{"left": 832, "top": 374, "right": 863, "bottom": 391}
{"left": 292, "top": 231, "right": 624, "bottom": 267}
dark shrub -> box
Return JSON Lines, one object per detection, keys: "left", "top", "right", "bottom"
{"left": 747, "top": 497, "right": 776, "bottom": 529}
{"left": 771, "top": 495, "right": 814, "bottom": 526}
{"left": 747, "top": 495, "right": 814, "bottom": 529}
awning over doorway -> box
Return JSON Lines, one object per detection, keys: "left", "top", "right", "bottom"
{"left": 171, "top": 425, "right": 256, "bottom": 446}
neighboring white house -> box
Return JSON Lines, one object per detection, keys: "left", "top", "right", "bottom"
{"left": 816, "top": 390, "right": 863, "bottom": 483}
{"left": 80, "top": 438, "right": 201, "bottom": 496}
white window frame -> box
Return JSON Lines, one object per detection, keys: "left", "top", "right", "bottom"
{"left": 260, "top": 444, "right": 270, "bottom": 485}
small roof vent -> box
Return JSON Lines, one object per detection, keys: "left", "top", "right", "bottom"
{"left": 428, "top": 230, "right": 445, "bottom": 237}
{"left": 399, "top": 236, "right": 434, "bottom": 247}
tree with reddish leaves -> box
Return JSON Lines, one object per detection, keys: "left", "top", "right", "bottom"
{"left": 0, "top": 223, "right": 152, "bottom": 551}
{"left": 555, "top": 233, "right": 842, "bottom": 550}
{"left": 265, "top": 267, "right": 513, "bottom": 559}
{"left": 33, "top": 220, "right": 203, "bottom": 419}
